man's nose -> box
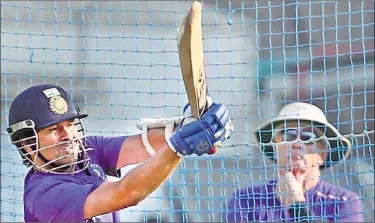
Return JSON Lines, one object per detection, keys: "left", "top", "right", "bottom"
{"left": 60, "top": 126, "right": 73, "bottom": 141}
{"left": 291, "top": 141, "right": 304, "bottom": 151}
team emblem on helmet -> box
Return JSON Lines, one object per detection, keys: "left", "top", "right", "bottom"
{"left": 49, "top": 95, "right": 68, "bottom": 115}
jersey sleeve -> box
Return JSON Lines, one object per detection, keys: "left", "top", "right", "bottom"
{"left": 26, "top": 178, "right": 102, "bottom": 222}
{"left": 85, "top": 135, "right": 128, "bottom": 177}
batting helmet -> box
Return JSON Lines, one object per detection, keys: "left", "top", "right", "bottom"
{"left": 6, "top": 84, "right": 92, "bottom": 174}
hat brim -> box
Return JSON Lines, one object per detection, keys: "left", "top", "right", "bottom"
{"left": 38, "top": 113, "right": 88, "bottom": 130}
{"left": 255, "top": 118, "right": 352, "bottom": 169}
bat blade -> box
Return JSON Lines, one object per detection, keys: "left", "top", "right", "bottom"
{"left": 177, "top": 1, "right": 207, "bottom": 119}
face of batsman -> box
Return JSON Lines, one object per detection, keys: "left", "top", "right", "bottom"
{"left": 272, "top": 122, "right": 328, "bottom": 172}
{"left": 34, "top": 120, "right": 81, "bottom": 168}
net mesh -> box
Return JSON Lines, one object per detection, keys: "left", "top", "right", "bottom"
{"left": 1, "top": 1, "right": 374, "bottom": 222}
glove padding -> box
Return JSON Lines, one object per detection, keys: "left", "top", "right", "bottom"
{"left": 136, "top": 116, "right": 183, "bottom": 156}
{"left": 168, "top": 102, "right": 233, "bottom": 156}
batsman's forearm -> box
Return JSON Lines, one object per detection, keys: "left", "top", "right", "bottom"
{"left": 84, "top": 143, "right": 182, "bottom": 219}
{"left": 116, "top": 144, "right": 182, "bottom": 206}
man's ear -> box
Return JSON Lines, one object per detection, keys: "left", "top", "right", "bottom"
{"left": 19, "top": 140, "right": 34, "bottom": 154}
{"left": 20, "top": 140, "right": 26, "bottom": 147}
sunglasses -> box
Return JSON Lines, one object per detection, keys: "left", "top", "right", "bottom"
{"left": 275, "top": 128, "right": 321, "bottom": 143}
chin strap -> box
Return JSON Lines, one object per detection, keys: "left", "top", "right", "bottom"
{"left": 136, "top": 116, "right": 184, "bottom": 156}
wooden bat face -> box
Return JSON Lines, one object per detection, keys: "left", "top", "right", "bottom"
{"left": 178, "top": 1, "right": 207, "bottom": 119}
{"left": 195, "top": 60, "right": 207, "bottom": 118}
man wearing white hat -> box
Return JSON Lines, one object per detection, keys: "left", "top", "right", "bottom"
{"left": 226, "top": 102, "right": 364, "bottom": 222}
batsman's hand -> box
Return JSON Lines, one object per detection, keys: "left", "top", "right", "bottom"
{"left": 167, "top": 97, "right": 233, "bottom": 156}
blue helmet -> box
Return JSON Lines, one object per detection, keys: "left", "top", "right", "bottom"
{"left": 7, "top": 84, "right": 92, "bottom": 174}
{"left": 8, "top": 84, "right": 87, "bottom": 131}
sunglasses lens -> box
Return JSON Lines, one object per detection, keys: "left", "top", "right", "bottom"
{"left": 284, "top": 129, "right": 298, "bottom": 142}
{"left": 283, "top": 129, "right": 318, "bottom": 142}
{"left": 300, "top": 131, "right": 317, "bottom": 142}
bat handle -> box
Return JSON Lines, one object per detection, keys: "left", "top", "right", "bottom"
{"left": 198, "top": 93, "right": 211, "bottom": 117}
{"left": 198, "top": 94, "right": 218, "bottom": 154}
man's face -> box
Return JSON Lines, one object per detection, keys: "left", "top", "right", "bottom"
{"left": 272, "top": 122, "right": 327, "bottom": 172}
{"left": 36, "top": 119, "right": 81, "bottom": 167}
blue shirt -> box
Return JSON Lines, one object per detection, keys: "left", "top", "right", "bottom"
{"left": 226, "top": 179, "right": 364, "bottom": 222}
{"left": 23, "top": 135, "right": 127, "bottom": 222}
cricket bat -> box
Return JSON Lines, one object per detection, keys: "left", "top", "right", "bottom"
{"left": 177, "top": 1, "right": 207, "bottom": 119}
{"left": 178, "top": 2, "right": 217, "bottom": 154}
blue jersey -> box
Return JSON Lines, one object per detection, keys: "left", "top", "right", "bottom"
{"left": 23, "top": 135, "right": 127, "bottom": 222}
{"left": 226, "top": 179, "right": 364, "bottom": 222}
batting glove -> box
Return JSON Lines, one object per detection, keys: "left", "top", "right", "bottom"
{"left": 168, "top": 100, "right": 233, "bottom": 156}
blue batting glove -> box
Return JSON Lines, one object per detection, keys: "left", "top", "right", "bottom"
{"left": 168, "top": 102, "right": 233, "bottom": 156}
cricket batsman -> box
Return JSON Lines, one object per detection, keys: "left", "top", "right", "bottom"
{"left": 6, "top": 83, "right": 233, "bottom": 222}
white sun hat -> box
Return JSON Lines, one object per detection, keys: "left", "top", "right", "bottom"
{"left": 255, "top": 102, "right": 352, "bottom": 168}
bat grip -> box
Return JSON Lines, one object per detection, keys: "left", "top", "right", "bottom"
{"left": 197, "top": 93, "right": 211, "bottom": 118}
{"left": 200, "top": 94, "right": 219, "bottom": 154}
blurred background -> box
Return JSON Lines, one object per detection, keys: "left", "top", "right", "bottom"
{"left": 1, "top": 1, "right": 374, "bottom": 222}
